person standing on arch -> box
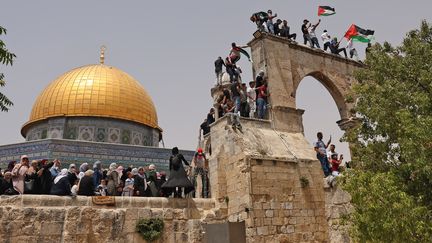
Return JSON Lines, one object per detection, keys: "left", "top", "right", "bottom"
{"left": 161, "top": 147, "right": 194, "bottom": 198}
{"left": 314, "top": 132, "right": 332, "bottom": 177}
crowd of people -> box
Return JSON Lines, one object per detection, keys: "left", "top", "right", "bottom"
{"left": 251, "top": 9, "right": 367, "bottom": 61}
{"left": 0, "top": 147, "right": 211, "bottom": 198}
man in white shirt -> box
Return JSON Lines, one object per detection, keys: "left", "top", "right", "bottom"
{"left": 321, "top": 30, "right": 331, "bottom": 51}
{"left": 308, "top": 19, "right": 321, "bottom": 48}
{"left": 247, "top": 81, "right": 257, "bottom": 118}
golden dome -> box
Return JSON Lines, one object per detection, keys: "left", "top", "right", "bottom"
{"left": 22, "top": 64, "right": 160, "bottom": 135}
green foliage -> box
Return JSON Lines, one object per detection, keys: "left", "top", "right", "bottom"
{"left": 299, "top": 176, "right": 309, "bottom": 188}
{"left": 343, "top": 20, "right": 432, "bottom": 242}
{"left": 0, "top": 25, "right": 15, "bottom": 112}
{"left": 136, "top": 218, "right": 164, "bottom": 242}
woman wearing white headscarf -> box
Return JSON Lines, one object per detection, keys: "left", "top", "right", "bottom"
{"left": 106, "top": 163, "right": 119, "bottom": 196}
{"left": 50, "top": 169, "right": 71, "bottom": 196}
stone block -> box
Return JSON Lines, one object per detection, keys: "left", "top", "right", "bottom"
{"left": 263, "top": 218, "right": 272, "bottom": 226}
{"left": 265, "top": 210, "right": 274, "bottom": 217}
{"left": 256, "top": 226, "right": 269, "bottom": 236}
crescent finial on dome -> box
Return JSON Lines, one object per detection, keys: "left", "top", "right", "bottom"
{"left": 100, "top": 45, "right": 106, "bottom": 64}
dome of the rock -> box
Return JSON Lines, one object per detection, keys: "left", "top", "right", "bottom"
{"left": 21, "top": 64, "right": 162, "bottom": 146}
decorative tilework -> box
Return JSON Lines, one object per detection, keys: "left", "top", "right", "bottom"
{"left": 65, "top": 127, "right": 78, "bottom": 140}
{"left": 41, "top": 129, "right": 47, "bottom": 139}
{"left": 78, "top": 126, "right": 95, "bottom": 141}
{"left": 48, "top": 126, "right": 63, "bottom": 139}
{"left": 96, "top": 128, "right": 106, "bottom": 142}
{"left": 121, "top": 130, "right": 131, "bottom": 144}
{"left": 131, "top": 131, "right": 143, "bottom": 145}
{"left": 108, "top": 128, "right": 120, "bottom": 143}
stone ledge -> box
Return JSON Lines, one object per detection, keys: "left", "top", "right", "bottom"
{"left": 0, "top": 195, "right": 215, "bottom": 209}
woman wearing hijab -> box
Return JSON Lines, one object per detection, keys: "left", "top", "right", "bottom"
{"left": 38, "top": 159, "right": 54, "bottom": 194}
{"left": 50, "top": 169, "right": 71, "bottom": 196}
{"left": 93, "top": 161, "right": 103, "bottom": 190}
{"left": 67, "top": 164, "right": 78, "bottom": 186}
{"left": 24, "top": 160, "right": 39, "bottom": 194}
{"left": 78, "top": 170, "right": 95, "bottom": 196}
{"left": 146, "top": 164, "right": 159, "bottom": 197}
{"left": 161, "top": 147, "right": 194, "bottom": 198}
{"left": 106, "top": 163, "right": 119, "bottom": 196}
{"left": 79, "top": 163, "right": 89, "bottom": 173}
{"left": 11, "top": 155, "right": 30, "bottom": 194}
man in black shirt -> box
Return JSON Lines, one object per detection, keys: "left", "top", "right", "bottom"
{"left": 274, "top": 19, "right": 282, "bottom": 36}
{"left": 214, "top": 57, "right": 225, "bottom": 85}
{"left": 301, "top": 19, "right": 311, "bottom": 46}
{"left": 200, "top": 119, "right": 210, "bottom": 136}
{"left": 207, "top": 108, "right": 215, "bottom": 125}
{"left": 280, "top": 20, "right": 297, "bottom": 41}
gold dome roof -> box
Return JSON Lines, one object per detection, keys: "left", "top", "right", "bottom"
{"left": 22, "top": 64, "right": 160, "bottom": 135}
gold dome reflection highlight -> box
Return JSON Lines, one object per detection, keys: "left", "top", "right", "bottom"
{"left": 23, "top": 64, "right": 159, "bottom": 134}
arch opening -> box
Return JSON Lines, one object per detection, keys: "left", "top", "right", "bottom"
{"left": 296, "top": 75, "right": 352, "bottom": 162}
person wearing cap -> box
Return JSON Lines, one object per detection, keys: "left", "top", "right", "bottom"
{"left": 191, "top": 148, "right": 209, "bottom": 198}
{"left": 11, "top": 155, "right": 30, "bottom": 194}
{"left": 321, "top": 30, "right": 332, "bottom": 51}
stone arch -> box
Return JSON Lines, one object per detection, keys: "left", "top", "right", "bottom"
{"left": 248, "top": 33, "right": 361, "bottom": 133}
{"left": 295, "top": 71, "right": 350, "bottom": 121}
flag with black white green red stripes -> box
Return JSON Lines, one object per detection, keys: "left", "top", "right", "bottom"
{"left": 344, "top": 24, "right": 375, "bottom": 43}
{"left": 318, "top": 6, "right": 336, "bottom": 16}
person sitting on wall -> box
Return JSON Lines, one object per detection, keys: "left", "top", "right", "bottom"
{"left": 329, "top": 37, "right": 348, "bottom": 58}
{"left": 330, "top": 153, "right": 343, "bottom": 177}
{"left": 280, "top": 20, "right": 297, "bottom": 41}
{"left": 161, "top": 147, "right": 194, "bottom": 198}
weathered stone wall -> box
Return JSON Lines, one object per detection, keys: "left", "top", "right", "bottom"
{"left": 209, "top": 116, "right": 329, "bottom": 242}
{"left": 324, "top": 184, "right": 353, "bottom": 243}
{"left": 0, "top": 195, "right": 221, "bottom": 243}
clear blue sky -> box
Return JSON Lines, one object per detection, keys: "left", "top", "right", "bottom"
{"left": 1, "top": 1, "right": 431, "bottom": 161}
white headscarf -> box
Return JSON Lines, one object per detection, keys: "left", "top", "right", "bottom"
{"left": 77, "top": 172, "right": 85, "bottom": 180}
{"left": 54, "top": 169, "right": 68, "bottom": 184}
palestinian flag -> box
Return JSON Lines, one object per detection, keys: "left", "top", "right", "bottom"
{"left": 318, "top": 6, "right": 336, "bottom": 16}
{"left": 344, "top": 24, "right": 375, "bottom": 43}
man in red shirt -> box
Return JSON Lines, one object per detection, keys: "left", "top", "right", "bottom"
{"left": 257, "top": 83, "right": 268, "bottom": 119}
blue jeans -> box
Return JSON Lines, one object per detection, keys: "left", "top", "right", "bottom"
{"left": 233, "top": 96, "right": 241, "bottom": 114}
{"left": 317, "top": 153, "right": 331, "bottom": 177}
{"left": 257, "top": 98, "right": 266, "bottom": 119}
{"left": 266, "top": 21, "right": 274, "bottom": 34}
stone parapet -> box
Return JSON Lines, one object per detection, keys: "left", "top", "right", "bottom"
{"left": 0, "top": 195, "right": 222, "bottom": 243}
